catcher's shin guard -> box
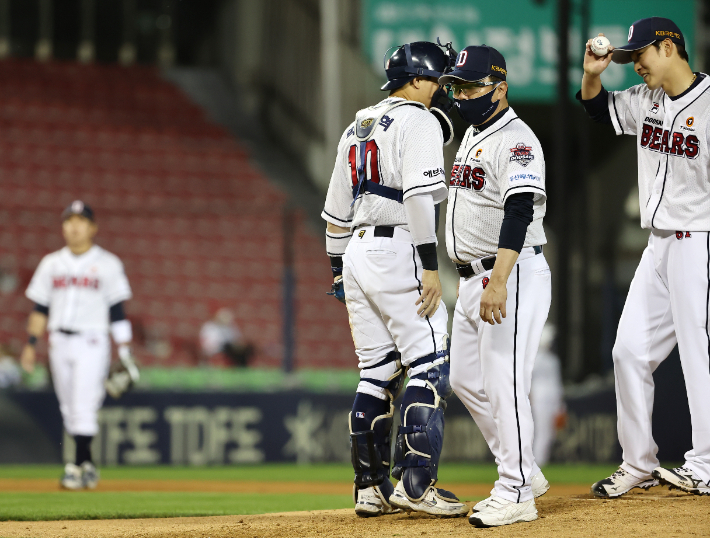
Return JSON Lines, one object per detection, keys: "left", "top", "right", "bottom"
{"left": 350, "top": 396, "right": 395, "bottom": 489}
{"left": 392, "top": 357, "right": 452, "bottom": 501}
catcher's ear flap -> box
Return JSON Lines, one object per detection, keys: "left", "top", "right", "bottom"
{"left": 430, "top": 108, "right": 454, "bottom": 146}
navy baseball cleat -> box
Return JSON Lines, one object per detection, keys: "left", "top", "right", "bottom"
{"left": 591, "top": 467, "right": 658, "bottom": 498}
{"left": 653, "top": 466, "right": 710, "bottom": 496}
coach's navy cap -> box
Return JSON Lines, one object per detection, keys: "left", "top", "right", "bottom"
{"left": 612, "top": 17, "right": 685, "bottom": 64}
{"left": 439, "top": 45, "right": 507, "bottom": 85}
{"left": 61, "top": 200, "right": 95, "bottom": 222}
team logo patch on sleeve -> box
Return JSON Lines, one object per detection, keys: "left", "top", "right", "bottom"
{"left": 509, "top": 143, "right": 534, "bottom": 167}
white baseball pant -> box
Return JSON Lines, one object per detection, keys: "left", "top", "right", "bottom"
{"left": 342, "top": 226, "right": 449, "bottom": 400}
{"left": 615, "top": 230, "right": 710, "bottom": 484}
{"left": 49, "top": 331, "right": 111, "bottom": 436}
{"left": 450, "top": 248, "right": 551, "bottom": 503}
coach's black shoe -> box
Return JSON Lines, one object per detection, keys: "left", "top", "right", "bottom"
{"left": 591, "top": 467, "right": 658, "bottom": 498}
{"left": 653, "top": 466, "right": 710, "bottom": 496}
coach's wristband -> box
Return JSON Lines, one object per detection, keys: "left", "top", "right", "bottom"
{"left": 416, "top": 243, "right": 439, "bottom": 271}
{"left": 27, "top": 335, "right": 38, "bottom": 346}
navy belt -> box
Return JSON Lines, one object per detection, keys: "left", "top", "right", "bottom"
{"left": 456, "top": 246, "right": 543, "bottom": 279}
{"left": 58, "top": 328, "right": 79, "bottom": 335}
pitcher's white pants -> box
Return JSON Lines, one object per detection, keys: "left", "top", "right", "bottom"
{"left": 342, "top": 226, "right": 449, "bottom": 400}
{"left": 49, "top": 331, "right": 111, "bottom": 436}
{"left": 450, "top": 249, "right": 551, "bottom": 503}
{"left": 615, "top": 230, "right": 710, "bottom": 485}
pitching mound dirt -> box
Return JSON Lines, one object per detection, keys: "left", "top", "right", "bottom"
{"left": 1, "top": 488, "right": 709, "bottom": 538}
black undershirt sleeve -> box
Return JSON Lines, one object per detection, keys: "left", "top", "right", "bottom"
{"left": 33, "top": 303, "right": 49, "bottom": 316}
{"left": 498, "top": 192, "right": 534, "bottom": 253}
{"left": 109, "top": 302, "right": 126, "bottom": 322}
{"left": 575, "top": 86, "right": 612, "bottom": 125}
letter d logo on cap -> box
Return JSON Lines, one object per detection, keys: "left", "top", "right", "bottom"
{"left": 456, "top": 50, "right": 468, "bottom": 67}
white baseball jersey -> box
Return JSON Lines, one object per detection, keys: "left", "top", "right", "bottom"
{"left": 321, "top": 97, "right": 448, "bottom": 231}
{"left": 608, "top": 73, "right": 710, "bottom": 231}
{"left": 26, "top": 245, "right": 132, "bottom": 333}
{"left": 445, "top": 107, "right": 547, "bottom": 262}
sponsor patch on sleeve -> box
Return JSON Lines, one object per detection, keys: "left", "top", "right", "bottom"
{"left": 509, "top": 143, "right": 534, "bottom": 167}
{"left": 509, "top": 172, "right": 541, "bottom": 184}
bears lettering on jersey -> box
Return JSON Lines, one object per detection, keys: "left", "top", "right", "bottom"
{"left": 52, "top": 276, "right": 100, "bottom": 290}
{"left": 640, "top": 122, "right": 699, "bottom": 158}
{"left": 450, "top": 164, "right": 486, "bottom": 191}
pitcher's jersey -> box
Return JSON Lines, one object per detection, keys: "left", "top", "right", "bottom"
{"left": 26, "top": 245, "right": 132, "bottom": 333}
{"left": 608, "top": 73, "right": 710, "bottom": 231}
{"left": 321, "top": 97, "right": 448, "bottom": 231}
{"left": 446, "top": 107, "right": 547, "bottom": 263}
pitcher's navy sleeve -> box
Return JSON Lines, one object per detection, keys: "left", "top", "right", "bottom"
{"left": 576, "top": 87, "right": 612, "bottom": 125}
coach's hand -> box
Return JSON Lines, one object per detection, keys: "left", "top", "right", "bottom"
{"left": 480, "top": 281, "right": 507, "bottom": 325}
{"left": 20, "top": 344, "right": 36, "bottom": 374}
{"left": 417, "top": 270, "right": 442, "bottom": 317}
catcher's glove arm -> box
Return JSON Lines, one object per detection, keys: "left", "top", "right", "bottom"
{"left": 105, "top": 344, "right": 140, "bottom": 399}
{"left": 327, "top": 275, "right": 346, "bottom": 304}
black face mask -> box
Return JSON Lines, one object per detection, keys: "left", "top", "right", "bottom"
{"left": 454, "top": 83, "right": 501, "bottom": 126}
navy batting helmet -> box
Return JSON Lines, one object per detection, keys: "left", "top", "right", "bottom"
{"left": 381, "top": 40, "right": 457, "bottom": 91}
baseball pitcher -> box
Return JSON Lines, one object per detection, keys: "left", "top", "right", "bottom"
{"left": 579, "top": 17, "right": 710, "bottom": 498}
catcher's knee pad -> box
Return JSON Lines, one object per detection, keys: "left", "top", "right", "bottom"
{"left": 357, "top": 350, "right": 405, "bottom": 401}
{"left": 350, "top": 400, "right": 395, "bottom": 489}
{"left": 392, "top": 357, "right": 452, "bottom": 501}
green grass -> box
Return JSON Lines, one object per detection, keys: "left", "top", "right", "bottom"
{"left": 0, "top": 463, "right": 621, "bottom": 483}
{"left": 0, "top": 463, "right": 626, "bottom": 521}
{"left": 0, "top": 492, "right": 353, "bottom": 521}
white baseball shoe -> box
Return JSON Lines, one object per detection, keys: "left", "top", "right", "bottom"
{"left": 389, "top": 481, "right": 468, "bottom": 517}
{"left": 81, "top": 461, "right": 100, "bottom": 489}
{"left": 60, "top": 463, "right": 84, "bottom": 490}
{"left": 591, "top": 467, "right": 658, "bottom": 498}
{"left": 653, "top": 466, "right": 710, "bottom": 496}
{"left": 354, "top": 485, "right": 400, "bottom": 517}
{"left": 469, "top": 496, "right": 538, "bottom": 528}
{"left": 473, "top": 470, "right": 550, "bottom": 512}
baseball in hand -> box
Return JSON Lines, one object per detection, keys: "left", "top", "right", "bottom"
{"left": 590, "top": 35, "right": 611, "bottom": 57}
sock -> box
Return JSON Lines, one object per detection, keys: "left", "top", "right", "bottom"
{"left": 74, "top": 435, "right": 93, "bottom": 465}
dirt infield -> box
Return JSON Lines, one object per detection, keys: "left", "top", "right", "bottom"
{"left": 1, "top": 487, "right": 709, "bottom": 538}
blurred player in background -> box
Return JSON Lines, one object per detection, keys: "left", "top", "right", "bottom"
{"left": 199, "top": 307, "right": 253, "bottom": 367}
{"left": 20, "top": 201, "right": 138, "bottom": 490}
{"left": 530, "top": 324, "right": 565, "bottom": 467}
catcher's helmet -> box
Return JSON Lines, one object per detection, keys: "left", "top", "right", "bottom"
{"left": 381, "top": 40, "right": 457, "bottom": 91}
